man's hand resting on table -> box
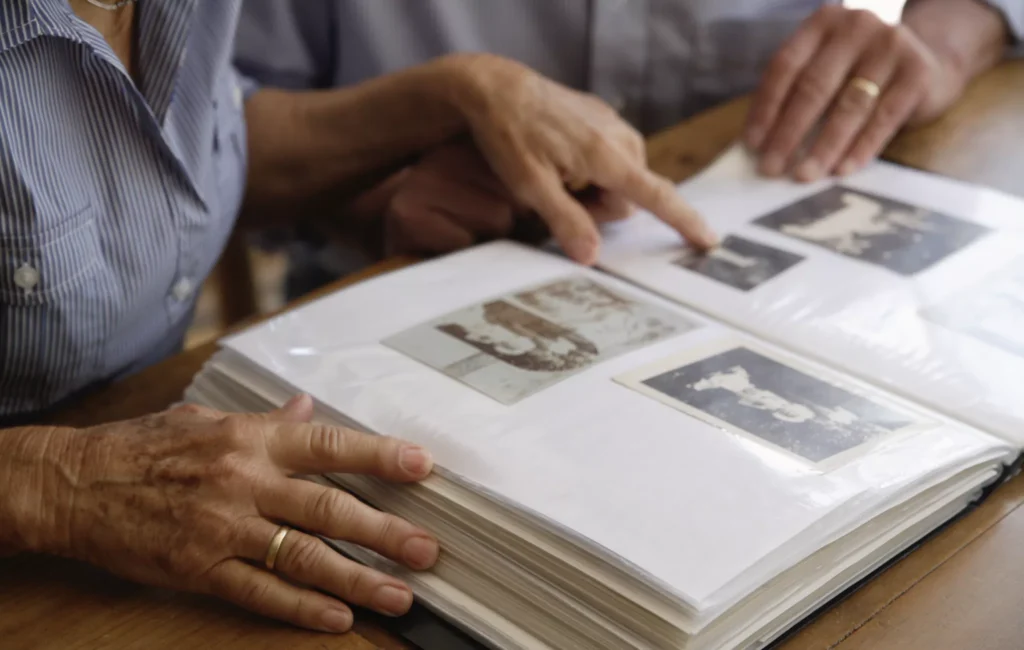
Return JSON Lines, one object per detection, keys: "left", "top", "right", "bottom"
{"left": 745, "top": 1, "right": 1010, "bottom": 182}
{"left": 0, "top": 395, "right": 437, "bottom": 633}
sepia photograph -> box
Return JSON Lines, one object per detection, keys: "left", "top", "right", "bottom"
{"left": 754, "top": 186, "right": 989, "bottom": 275}
{"left": 923, "top": 260, "right": 1024, "bottom": 358}
{"left": 385, "top": 276, "right": 698, "bottom": 404}
{"left": 673, "top": 235, "right": 805, "bottom": 291}
{"left": 618, "top": 344, "right": 921, "bottom": 465}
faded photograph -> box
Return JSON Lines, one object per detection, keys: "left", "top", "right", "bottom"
{"left": 624, "top": 346, "right": 917, "bottom": 463}
{"left": 755, "top": 186, "right": 989, "bottom": 275}
{"left": 674, "top": 235, "right": 804, "bottom": 291}
{"left": 385, "top": 276, "right": 697, "bottom": 404}
{"left": 924, "top": 260, "right": 1024, "bottom": 357}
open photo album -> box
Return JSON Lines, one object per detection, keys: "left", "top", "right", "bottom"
{"left": 185, "top": 146, "right": 1024, "bottom": 650}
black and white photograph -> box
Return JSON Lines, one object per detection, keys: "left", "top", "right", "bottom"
{"left": 673, "top": 235, "right": 804, "bottom": 291}
{"left": 923, "top": 260, "right": 1024, "bottom": 358}
{"left": 754, "top": 186, "right": 989, "bottom": 275}
{"left": 385, "top": 276, "right": 697, "bottom": 404}
{"left": 618, "top": 345, "right": 920, "bottom": 464}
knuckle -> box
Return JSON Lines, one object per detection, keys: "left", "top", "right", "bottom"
{"left": 849, "top": 8, "right": 882, "bottom": 33}
{"left": 874, "top": 100, "right": 905, "bottom": 127}
{"left": 581, "top": 131, "right": 613, "bottom": 163}
{"left": 770, "top": 47, "right": 804, "bottom": 76}
{"left": 237, "top": 576, "right": 273, "bottom": 609}
{"left": 341, "top": 565, "right": 376, "bottom": 600}
{"left": 307, "top": 424, "right": 349, "bottom": 458}
{"left": 309, "top": 487, "right": 357, "bottom": 525}
{"left": 282, "top": 536, "right": 325, "bottom": 577}
{"left": 621, "top": 129, "right": 646, "bottom": 159}
{"left": 512, "top": 165, "right": 553, "bottom": 205}
{"left": 794, "top": 71, "right": 833, "bottom": 104}
{"left": 890, "top": 24, "right": 916, "bottom": 51}
{"left": 373, "top": 514, "right": 401, "bottom": 551}
{"left": 172, "top": 403, "right": 207, "bottom": 417}
{"left": 205, "top": 452, "right": 256, "bottom": 491}
{"left": 165, "top": 537, "right": 213, "bottom": 578}
{"left": 218, "top": 415, "right": 254, "bottom": 449}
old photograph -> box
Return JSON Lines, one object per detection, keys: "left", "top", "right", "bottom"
{"left": 673, "top": 235, "right": 804, "bottom": 291}
{"left": 385, "top": 276, "right": 698, "bottom": 404}
{"left": 618, "top": 345, "right": 919, "bottom": 464}
{"left": 923, "top": 260, "right": 1024, "bottom": 358}
{"left": 754, "top": 186, "right": 989, "bottom": 275}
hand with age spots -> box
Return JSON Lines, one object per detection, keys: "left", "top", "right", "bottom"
{"left": 2, "top": 395, "right": 438, "bottom": 633}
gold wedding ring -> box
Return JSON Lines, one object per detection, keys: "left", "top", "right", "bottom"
{"left": 265, "top": 525, "right": 291, "bottom": 571}
{"left": 848, "top": 76, "right": 881, "bottom": 100}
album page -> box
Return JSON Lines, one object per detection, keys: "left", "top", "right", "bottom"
{"left": 221, "top": 241, "right": 1013, "bottom": 614}
{"left": 600, "top": 145, "right": 1024, "bottom": 446}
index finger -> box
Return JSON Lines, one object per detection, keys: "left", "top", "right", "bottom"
{"left": 598, "top": 160, "right": 717, "bottom": 250}
{"left": 265, "top": 422, "right": 434, "bottom": 482}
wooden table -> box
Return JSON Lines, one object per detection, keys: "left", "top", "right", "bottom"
{"left": 4, "top": 60, "right": 1024, "bottom": 650}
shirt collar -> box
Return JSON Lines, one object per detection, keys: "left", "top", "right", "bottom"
{"left": 0, "top": 0, "right": 82, "bottom": 54}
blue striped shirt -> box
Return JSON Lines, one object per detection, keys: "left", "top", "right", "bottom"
{"left": 0, "top": 0, "right": 246, "bottom": 418}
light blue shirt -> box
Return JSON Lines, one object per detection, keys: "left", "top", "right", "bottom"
{"left": 235, "top": 0, "right": 1024, "bottom": 136}
{"left": 0, "top": 0, "right": 247, "bottom": 419}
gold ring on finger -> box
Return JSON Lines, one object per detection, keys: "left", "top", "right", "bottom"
{"left": 265, "top": 525, "right": 291, "bottom": 571}
{"left": 848, "top": 76, "right": 881, "bottom": 101}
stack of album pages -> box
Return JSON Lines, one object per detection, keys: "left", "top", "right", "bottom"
{"left": 186, "top": 146, "right": 1024, "bottom": 650}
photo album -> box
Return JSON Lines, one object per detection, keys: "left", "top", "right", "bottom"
{"left": 185, "top": 145, "right": 1024, "bottom": 650}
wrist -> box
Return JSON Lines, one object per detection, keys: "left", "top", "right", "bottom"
{"left": 904, "top": 0, "right": 1008, "bottom": 81}
{"left": 0, "top": 425, "right": 85, "bottom": 556}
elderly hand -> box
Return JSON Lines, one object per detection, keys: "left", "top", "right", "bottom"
{"left": 382, "top": 140, "right": 634, "bottom": 256}
{"left": 744, "top": 5, "right": 966, "bottom": 182}
{"left": 16, "top": 395, "right": 438, "bottom": 633}
{"left": 444, "top": 54, "right": 717, "bottom": 264}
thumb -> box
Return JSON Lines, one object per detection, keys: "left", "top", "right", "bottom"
{"left": 267, "top": 394, "right": 314, "bottom": 423}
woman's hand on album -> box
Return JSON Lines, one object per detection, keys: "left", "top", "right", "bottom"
{"left": 443, "top": 54, "right": 718, "bottom": 264}
{"left": 16, "top": 396, "right": 438, "bottom": 633}
{"left": 381, "top": 140, "right": 638, "bottom": 256}
{"left": 744, "top": 5, "right": 966, "bottom": 182}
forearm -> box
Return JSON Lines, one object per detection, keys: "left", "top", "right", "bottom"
{"left": 240, "top": 55, "right": 480, "bottom": 228}
{"left": 0, "top": 426, "right": 79, "bottom": 556}
{"left": 905, "top": 0, "right": 1010, "bottom": 81}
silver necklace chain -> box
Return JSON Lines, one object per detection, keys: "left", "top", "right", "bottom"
{"left": 84, "top": 0, "right": 137, "bottom": 10}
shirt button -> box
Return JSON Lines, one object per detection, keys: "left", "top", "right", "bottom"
{"left": 13, "top": 263, "right": 39, "bottom": 295}
{"left": 172, "top": 277, "right": 193, "bottom": 302}
{"left": 233, "top": 83, "right": 243, "bottom": 110}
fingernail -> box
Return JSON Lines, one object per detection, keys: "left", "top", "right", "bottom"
{"left": 760, "top": 153, "right": 785, "bottom": 177}
{"left": 399, "top": 446, "right": 433, "bottom": 476}
{"left": 566, "top": 237, "right": 598, "bottom": 265}
{"left": 836, "top": 159, "right": 858, "bottom": 176}
{"left": 402, "top": 536, "right": 440, "bottom": 570}
{"left": 372, "top": 585, "right": 413, "bottom": 616}
{"left": 795, "top": 159, "right": 822, "bottom": 183}
{"left": 320, "top": 608, "right": 353, "bottom": 633}
{"left": 284, "top": 394, "right": 310, "bottom": 411}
